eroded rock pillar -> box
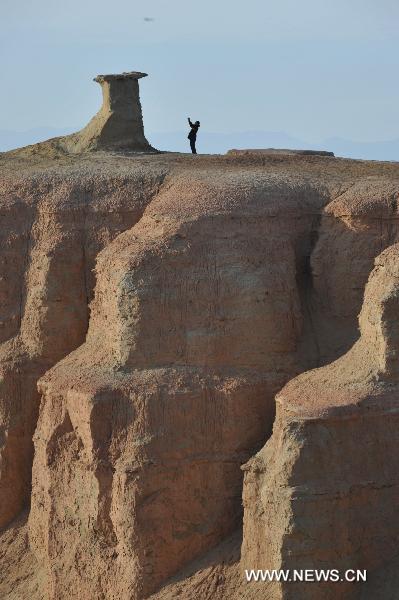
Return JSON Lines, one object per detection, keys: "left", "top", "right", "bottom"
{"left": 65, "top": 71, "right": 156, "bottom": 153}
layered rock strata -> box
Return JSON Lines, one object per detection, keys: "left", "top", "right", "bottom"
{"left": 27, "top": 163, "right": 399, "bottom": 599}
{"left": 0, "top": 168, "right": 166, "bottom": 528}
{"left": 28, "top": 173, "right": 313, "bottom": 599}
{"left": 242, "top": 243, "right": 399, "bottom": 599}
{"left": 0, "top": 150, "right": 398, "bottom": 599}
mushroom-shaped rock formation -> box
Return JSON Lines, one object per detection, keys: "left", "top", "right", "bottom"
{"left": 61, "top": 71, "right": 157, "bottom": 153}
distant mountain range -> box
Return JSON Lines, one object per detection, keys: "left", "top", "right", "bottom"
{"left": 1, "top": 127, "right": 398, "bottom": 161}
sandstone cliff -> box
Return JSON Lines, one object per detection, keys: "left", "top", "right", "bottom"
{"left": 0, "top": 148, "right": 398, "bottom": 599}
{"left": 241, "top": 242, "right": 399, "bottom": 600}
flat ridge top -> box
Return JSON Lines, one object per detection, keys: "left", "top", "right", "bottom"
{"left": 227, "top": 148, "right": 335, "bottom": 157}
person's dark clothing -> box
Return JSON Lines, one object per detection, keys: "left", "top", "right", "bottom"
{"left": 189, "top": 138, "right": 197, "bottom": 154}
{"left": 188, "top": 118, "right": 200, "bottom": 154}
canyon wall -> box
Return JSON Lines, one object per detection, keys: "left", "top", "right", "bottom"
{"left": 0, "top": 152, "right": 398, "bottom": 599}
{"left": 242, "top": 242, "right": 399, "bottom": 600}
{"left": 0, "top": 166, "right": 166, "bottom": 528}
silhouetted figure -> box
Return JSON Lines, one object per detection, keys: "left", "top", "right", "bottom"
{"left": 187, "top": 118, "right": 200, "bottom": 154}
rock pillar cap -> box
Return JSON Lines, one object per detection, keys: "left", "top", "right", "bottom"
{"left": 94, "top": 72, "right": 148, "bottom": 83}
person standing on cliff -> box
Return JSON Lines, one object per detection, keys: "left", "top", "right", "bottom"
{"left": 187, "top": 117, "right": 200, "bottom": 154}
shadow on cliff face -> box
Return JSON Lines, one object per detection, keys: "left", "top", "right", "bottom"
{"left": 296, "top": 183, "right": 399, "bottom": 372}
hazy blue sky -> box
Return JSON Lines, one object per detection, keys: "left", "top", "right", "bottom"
{"left": 1, "top": 0, "right": 399, "bottom": 142}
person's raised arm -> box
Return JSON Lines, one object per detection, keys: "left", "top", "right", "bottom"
{"left": 188, "top": 117, "right": 194, "bottom": 127}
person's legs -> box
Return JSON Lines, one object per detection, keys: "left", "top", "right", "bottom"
{"left": 190, "top": 138, "right": 197, "bottom": 154}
